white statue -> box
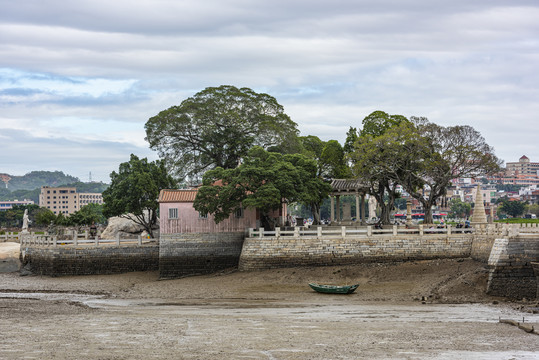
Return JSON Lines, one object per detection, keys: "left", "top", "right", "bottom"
{"left": 22, "top": 209, "right": 29, "bottom": 233}
{"left": 368, "top": 196, "right": 377, "bottom": 220}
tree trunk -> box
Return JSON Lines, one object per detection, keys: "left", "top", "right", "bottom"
{"left": 421, "top": 199, "right": 434, "bottom": 225}
{"left": 380, "top": 205, "right": 391, "bottom": 225}
{"left": 311, "top": 203, "right": 321, "bottom": 225}
{"left": 260, "top": 213, "right": 276, "bottom": 231}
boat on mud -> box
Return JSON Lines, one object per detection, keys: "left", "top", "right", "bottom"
{"left": 308, "top": 283, "right": 359, "bottom": 294}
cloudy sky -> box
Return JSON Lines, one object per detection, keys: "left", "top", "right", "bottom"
{"left": 1, "top": 1, "right": 538, "bottom": 183}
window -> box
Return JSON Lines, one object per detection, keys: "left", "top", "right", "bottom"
{"left": 168, "top": 208, "right": 178, "bottom": 219}
{"left": 235, "top": 207, "right": 244, "bottom": 218}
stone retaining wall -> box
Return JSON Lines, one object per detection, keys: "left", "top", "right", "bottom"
{"left": 470, "top": 235, "right": 497, "bottom": 262}
{"left": 486, "top": 236, "right": 539, "bottom": 299}
{"left": 238, "top": 234, "right": 473, "bottom": 271}
{"left": 22, "top": 245, "right": 159, "bottom": 276}
{"left": 159, "top": 232, "right": 245, "bottom": 278}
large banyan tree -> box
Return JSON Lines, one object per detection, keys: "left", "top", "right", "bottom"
{"left": 145, "top": 85, "right": 299, "bottom": 181}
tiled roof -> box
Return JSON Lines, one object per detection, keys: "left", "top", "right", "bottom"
{"left": 330, "top": 179, "right": 368, "bottom": 191}
{"left": 158, "top": 189, "right": 198, "bottom": 203}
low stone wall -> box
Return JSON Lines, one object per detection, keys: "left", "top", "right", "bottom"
{"left": 486, "top": 236, "right": 539, "bottom": 299}
{"left": 22, "top": 245, "right": 159, "bottom": 276}
{"left": 470, "top": 235, "right": 497, "bottom": 262}
{"left": 238, "top": 234, "right": 473, "bottom": 271}
{"left": 159, "top": 232, "right": 245, "bottom": 279}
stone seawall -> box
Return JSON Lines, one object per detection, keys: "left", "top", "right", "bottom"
{"left": 159, "top": 232, "right": 245, "bottom": 278}
{"left": 486, "top": 236, "right": 539, "bottom": 299}
{"left": 22, "top": 245, "right": 159, "bottom": 276}
{"left": 238, "top": 234, "right": 473, "bottom": 271}
{"left": 470, "top": 235, "right": 497, "bottom": 262}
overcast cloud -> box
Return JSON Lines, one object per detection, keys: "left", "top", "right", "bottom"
{"left": 1, "top": 0, "right": 538, "bottom": 183}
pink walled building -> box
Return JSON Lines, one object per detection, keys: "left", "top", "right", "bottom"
{"left": 159, "top": 189, "right": 285, "bottom": 234}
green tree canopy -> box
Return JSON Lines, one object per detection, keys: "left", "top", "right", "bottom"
{"left": 145, "top": 85, "right": 299, "bottom": 180}
{"left": 348, "top": 113, "right": 502, "bottom": 224}
{"left": 395, "top": 119, "right": 502, "bottom": 224}
{"left": 70, "top": 203, "right": 106, "bottom": 226}
{"left": 193, "top": 146, "right": 331, "bottom": 229}
{"left": 449, "top": 198, "right": 472, "bottom": 219}
{"left": 34, "top": 208, "right": 56, "bottom": 226}
{"left": 349, "top": 112, "right": 411, "bottom": 224}
{"left": 297, "top": 136, "right": 350, "bottom": 179}
{"left": 0, "top": 204, "right": 40, "bottom": 228}
{"left": 102, "top": 154, "right": 176, "bottom": 238}
{"left": 320, "top": 140, "right": 350, "bottom": 179}
{"left": 498, "top": 197, "right": 526, "bottom": 218}
{"left": 360, "top": 111, "right": 409, "bottom": 138}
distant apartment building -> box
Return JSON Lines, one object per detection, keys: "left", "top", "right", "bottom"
{"left": 39, "top": 186, "right": 103, "bottom": 215}
{"left": 0, "top": 199, "right": 35, "bottom": 211}
{"left": 488, "top": 173, "right": 539, "bottom": 186}
{"left": 506, "top": 155, "right": 539, "bottom": 176}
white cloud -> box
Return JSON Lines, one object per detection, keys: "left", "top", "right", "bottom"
{"left": 0, "top": 0, "right": 538, "bottom": 182}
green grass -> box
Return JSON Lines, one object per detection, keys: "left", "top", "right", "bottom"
{"left": 494, "top": 218, "right": 539, "bottom": 224}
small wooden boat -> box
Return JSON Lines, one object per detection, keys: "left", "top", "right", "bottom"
{"left": 308, "top": 283, "right": 359, "bottom": 294}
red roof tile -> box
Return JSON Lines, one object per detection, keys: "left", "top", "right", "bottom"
{"left": 159, "top": 189, "right": 198, "bottom": 203}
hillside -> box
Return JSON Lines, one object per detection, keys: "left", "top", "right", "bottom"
{"left": 1, "top": 171, "right": 79, "bottom": 191}
{"left": 0, "top": 171, "right": 108, "bottom": 203}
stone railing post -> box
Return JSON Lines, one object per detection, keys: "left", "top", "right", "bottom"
{"left": 294, "top": 227, "right": 300, "bottom": 238}
{"left": 367, "top": 226, "right": 372, "bottom": 237}
{"left": 317, "top": 226, "right": 322, "bottom": 238}
{"left": 95, "top": 236, "right": 99, "bottom": 247}
{"left": 509, "top": 224, "right": 519, "bottom": 237}
{"left": 259, "top": 228, "right": 264, "bottom": 238}
{"left": 419, "top": 225, "right": 424, "bottom": 236}
{"left": 275, "top": 227, "right": 280, "bottom": 238}
{"left": 116, "top": 233, "right": 120, "bottom": 246}
{"left": 342, "top": 226, "right": 346, "bottom": 238}
{"left": 393, "top": 225, "right": 398, "bottom": 236}
{"left": 447, "top": 224, "right": 452, "bottom": 235}
{"left": 53, "top": 236, "right": 57, "bottom": 248}
{"left": 501, "top": 224, "right": 508, "bottom": 237}
{"left": 138, "top": 235, "right": 142, "bottom": 246}
{"left": 248, "top": 228, "right": 254, "bottom": 238}
{"left": 74, "top": 232, "right": 78, "bottom": 246}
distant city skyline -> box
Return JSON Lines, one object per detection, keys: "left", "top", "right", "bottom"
{"left": 2, "top": 1, "right": 538, "bottom": 183}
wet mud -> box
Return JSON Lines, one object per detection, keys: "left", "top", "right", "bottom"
{"left": 1, "top": 257, "right": 538, "bottom": 359}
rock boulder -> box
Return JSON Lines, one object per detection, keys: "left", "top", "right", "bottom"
{"left": 100, "top": 213, "right": 159, "bottom": 239}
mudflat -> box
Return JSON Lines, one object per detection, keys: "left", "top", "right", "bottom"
{"left": 1, "top": 257, "right": 538, "bottom": 359}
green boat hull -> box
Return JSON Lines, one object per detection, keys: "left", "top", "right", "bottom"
{"left": 308, "top": 283, "right": 359, "bottom": 294}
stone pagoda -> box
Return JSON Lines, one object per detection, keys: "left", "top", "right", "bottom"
{"left": 470, "top": 184, "right": 488, "bottom": 225}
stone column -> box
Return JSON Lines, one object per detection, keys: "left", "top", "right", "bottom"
{"left": 360, "top": 193, "right": 366, "bottom": 225}
{"left": 406, "top": 199, "right": 413, "bottom": 227}
{"left": 336, "top": 195, "right": 341, "bottom": 222}
{"left": 330, "top": 196, "right": 335, "bottom": 223}
{"left": 342, "top": 203, "right": 352, "bottom": 221}
{"left": 355, "top": 193, "right": 360, "bottom": 223}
